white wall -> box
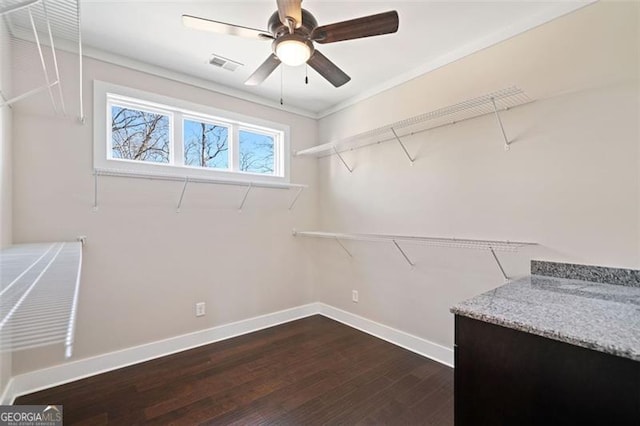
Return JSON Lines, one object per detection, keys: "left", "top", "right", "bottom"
{"left": 0, "top": 20, "right": 13, "bottom": 398}
{"left": 10, "top": 48, "right": 319, "bottom": 374}
{"left": 313, "top": 2, "right": 639, "bottom": 349}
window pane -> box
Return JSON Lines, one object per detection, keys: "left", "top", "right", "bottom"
{"left": 183, "top": 119, "right": 229, "bottom": 169}
{"left": 111, "top": 105, "right": 170, "bottom": 163}
{"left": 239, "top": 130, "right": 275, "bottom": 174}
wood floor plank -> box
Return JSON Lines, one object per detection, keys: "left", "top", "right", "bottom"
{"left": 15, "top": 315, "right": 453, "bottom": 425}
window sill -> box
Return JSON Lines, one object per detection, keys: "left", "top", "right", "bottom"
{"left": 93, "top": 167, "right": 306, "bottom": 190}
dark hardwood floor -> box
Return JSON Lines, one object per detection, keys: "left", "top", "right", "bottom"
{"left": 16, "top": 315, "right": 453, "bottom": 425}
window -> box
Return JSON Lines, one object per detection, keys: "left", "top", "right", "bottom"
{"left": 94, "top": 81, "right": 290, "bottom": 183}
{"left": 110, "top": 104, "right": 171, "bottom": 164}
{"left": 183, "top": 118, "right": 229, "bottom": 169}
{"left": 239, "top": 129, "right": 275, "bottom": 174}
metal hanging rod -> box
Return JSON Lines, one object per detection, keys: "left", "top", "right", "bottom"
{"left": 0, "top": 241, "right": 83, "bottom": 358}
{"left": 293, "top": 230, "right": 537, "bottom": 278}
{"left": 296, "top": 87, "right": 531, "bottom": 160}
{"left": 93, "top": 168, "right": 307, "bottom": 212}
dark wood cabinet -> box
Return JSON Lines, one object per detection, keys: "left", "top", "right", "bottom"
{"left": 454, "top": 315, "right": 640, "bottom": 425}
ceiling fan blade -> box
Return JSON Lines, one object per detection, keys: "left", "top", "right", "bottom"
{"left": 245, "top": 54, "right": 281, "bottom": 86}
{"left": 276, "top": 0, "right": 302, "bottom": 29}
{"left": 307, "top": 50, "right": 350, "bottom": 88}
{"left": 312, "top": 11, "right": 399, "bottom": 44}
{"left": 182, "top": 15, "right": 273, "bottom": 40}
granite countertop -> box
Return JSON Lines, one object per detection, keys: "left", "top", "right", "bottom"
{"left": 451, "top": 274, "right": 640, "bottom": 361}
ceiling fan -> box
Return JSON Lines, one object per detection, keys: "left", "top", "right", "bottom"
{"left": 182, "top": 0, "right": 399, "bottom": 88}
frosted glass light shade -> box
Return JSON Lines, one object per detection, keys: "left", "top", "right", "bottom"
{"left": 275, "top": 39, "right": 311, "bottom": 66}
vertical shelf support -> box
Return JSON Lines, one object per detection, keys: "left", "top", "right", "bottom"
{"left": 288, "top": 186, "right": 304, "bottom": 211}
{"left": 238, "top": 182, "right": 252, "bottom": 212}
{"left": 491, "top": 97, "right": 511, "bottom": 151}
{"left": 392, "top": 240, "right": 414, "bottom": 268}
{"left": 489, "top": 247, "right": 509, "bottom": 281}
{"left": 335, "top": 237, "right": 353, "bottom": 258}
{"left": 391, "top": 127, "right": 414, "bottom": 164}
{"left": 176, "top": 177, "right": 189, "bottom": 212}
{"left": 333, "top": 146, "right": 353, "bottom": 173}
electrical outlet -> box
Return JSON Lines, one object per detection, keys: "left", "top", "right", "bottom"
{"left": 352, "top": 290, "right": 359, "bottom": 303}
{"left": 195, "top": 302, "right": 206, "bottom": 317}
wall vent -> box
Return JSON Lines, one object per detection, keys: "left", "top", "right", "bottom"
{"left": 209, "top": 54, "right": 243, "bottom": 72}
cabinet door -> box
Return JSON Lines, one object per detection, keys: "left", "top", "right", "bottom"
{"left": 454, "top": 315, "right": 640, "bottom": 426}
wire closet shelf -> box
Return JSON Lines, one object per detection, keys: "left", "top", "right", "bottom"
{"left": 295, "top": 86, "right": 532, "bottom": 168}
{"left": 92, "top": 168, "right": 308, "bottom": 212}
{"left": 0, "top": 242, "right": 83, "bottom": 358}
{"left": 293, "top": 230, "right": 537, "bottom": 280}
{"left": 0, "top": 0, "right": 83, "bottom": 121}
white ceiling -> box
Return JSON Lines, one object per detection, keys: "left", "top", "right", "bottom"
{"left": 80, "top": 1, "right": 594, "bottom": 117}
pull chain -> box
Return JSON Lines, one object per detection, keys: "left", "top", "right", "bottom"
{"left": 280, "top": 66, "right": 284, "bottom": 106}
{"left": 305, "top": 64, "right": 309, "bottom": 85}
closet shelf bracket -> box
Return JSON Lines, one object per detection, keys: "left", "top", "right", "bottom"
{"left": 27, "top": 5, "right": 58, "bottom": 115}
{"left": 392, "top": 240, "right": 414, "bottom": 268}
{"left": 333, "top": 146, "right": 353, "bottom": 173}
{"left": 391, "top": 128, "right": 415, "bottom": 164}
{"left": 0, "top": 81, "right": 58, "bottom": 109}
{"left": 41, "top": 0, "right": 66, "bottom": 116}
{"left": 288, "top": 186, "right": 304, "bottom": 211}
{"left": 491, "top": 97, "right": 511, "bottom": 150}
{"left": 335, "top": 237, "right": 353, "bottom": 258}
{"left": 238, "top": 182, "right": 253, "bottom": 212}
{"left": 176, "top": 177, "right": 189, "bottom": 212}
{"left": 489, "top": 246, "right": 509, "bottom": 281}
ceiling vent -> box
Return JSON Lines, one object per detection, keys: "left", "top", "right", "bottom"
{"left": 209, "top": 54, "right": 243, "bottom": 72}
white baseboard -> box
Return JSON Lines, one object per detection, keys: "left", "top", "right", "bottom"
{"left": 3, "top": 303, "right": 318, "bottom": 404}
{"left": 0, "top": 378, "right": 15, "bottom": 406}
{"left": 2, "top": 302, "right": 453, "bottom": 404}
{"left": 317, "top": 303, "right": 454, "bottom": 368}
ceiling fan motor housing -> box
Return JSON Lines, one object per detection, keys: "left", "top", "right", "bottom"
{"left": 268, "top": 9, "right": 318, "bottom": 38}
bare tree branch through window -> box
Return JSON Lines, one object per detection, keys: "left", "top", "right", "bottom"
{"left": 239, "top": 130, "right": 274, "bottom": 174}
{"left": 111, "top": 106, "right": 170, "bottom": 163}
{"left": 184, "top": 120, "right": 228, "bottom": 169}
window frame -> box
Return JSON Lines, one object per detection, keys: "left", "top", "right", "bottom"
{"left": 94, "top": 81, "right": 290, "bottom": 184}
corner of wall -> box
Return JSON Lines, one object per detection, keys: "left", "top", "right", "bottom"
{"left": 0, "top": 18, "right": 14, "bottom": 401}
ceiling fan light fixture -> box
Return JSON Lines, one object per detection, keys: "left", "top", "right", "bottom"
{"left": 273, "top": 35, "right": 312, "bottom": 66}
